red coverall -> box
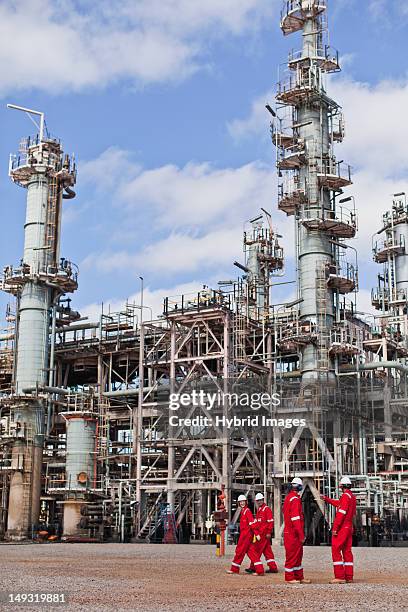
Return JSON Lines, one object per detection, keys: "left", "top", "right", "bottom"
{"left": 322, "top": 489, "right": 357, "bottom": 581}
{"left": 283, "top": 490, "right": 305, "bottom": 582}
{"left": 230, "top": 506, "right": 264, "bottom": 575}
{"left": 249, "top": 503, "right": 278, "bottom": 571}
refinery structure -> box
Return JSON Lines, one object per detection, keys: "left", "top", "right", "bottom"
{"left": 0, "top": 0, "right": 407, "bottom": 545}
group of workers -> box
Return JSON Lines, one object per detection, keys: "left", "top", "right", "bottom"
{"left": 227, "top": 476, "right": 356, "bottom": 584}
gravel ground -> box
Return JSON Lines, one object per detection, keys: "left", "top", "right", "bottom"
{"left": 0, "top": 543, "right": 407, "bottom": 612}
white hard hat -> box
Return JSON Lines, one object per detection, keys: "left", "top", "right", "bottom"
{"left": 237, "top": 494, "right": 247, "bottom": 502}
{"left": 340, "top": 476, "right": 352, "bottom": 486}
{"left": 255, "top": 493, "right": 264, "bottom": 501}
{"left": 291, "top": 477, "right": 303, "bottom": 486}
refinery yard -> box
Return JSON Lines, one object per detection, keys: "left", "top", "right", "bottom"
{"left": 0, "top": 1, "right": 408, "bottom": 583}
{"left": 0, "top": 544, "right": 407, "bottom": 611}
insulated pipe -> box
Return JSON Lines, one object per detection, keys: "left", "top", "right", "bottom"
{"left": 339, "top": 362, "right": 408, "bottom": 375}
{"left": 102, "top": 384, "right": 171, "bottom": 398}
{"left": 56, "top": 322, "right": 99, "bottom": 333}
{"left": 62, "top": 186, "right": 76, "bottom": 199}
{"left": 46, "top": 304, "right": 57, "bottom": 437}
{"left": 0, "top": 333, "right": 14, "bottom": 341}
{"left": 22, "top": 385, "right": 70, "bottom": 396}
{"left": 103, "top": 389, "right": 140, "bottom": 398}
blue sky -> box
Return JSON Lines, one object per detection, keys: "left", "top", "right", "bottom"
{"left": 1, "top": 0, "right": 408, "bottom": 322}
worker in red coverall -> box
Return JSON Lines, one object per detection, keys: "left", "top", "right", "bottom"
{"left": 246, "top": 492, "right": 278, "bottom": 574}
{"left": 227, "top": 495, "right": 265, "bottom": 576}
{"left": 321, "top": 476, "right": 357, "bottom": 584}
{"left": 283, "top": 477, "right": 311, "bottom": 584}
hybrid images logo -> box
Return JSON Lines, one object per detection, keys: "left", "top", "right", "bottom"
{"left": 168, "top": 390, "right": 306, "bottom": 430}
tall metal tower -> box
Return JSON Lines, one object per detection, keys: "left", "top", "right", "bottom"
{"left": 273, "top": 0, "right": 357, "bottom": 383}
{"left": 372, "top": 193, "right": 408, "bottom": 320}
{"left": 244, "top": 213, "right": 284, "bottom": 321}
{"left": 2, "top": 105, "right": 77, "bottom": 539}
{"left": 370, "top": 193, "right": 408, "bottom": 450}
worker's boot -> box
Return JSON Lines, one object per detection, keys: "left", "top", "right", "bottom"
{"left": 287, "top": 580, "right": 301, "bottom": 584}
{"left": 330, "top": 578, "right": 346, "bottom": 584}
{"left": 226, "top": 570, "right": 238, "bottom": 575}
{"left": 345, "top": 579, "right": 353, "bottom": 583}
{"left": 266, "top": 568, "right": 278, "bottom": 574}
{"left": 300, "top": 579, "right": 311, "bottom": 584}
{"left": 245, "top": 568, "right": 255, "bottom": 574}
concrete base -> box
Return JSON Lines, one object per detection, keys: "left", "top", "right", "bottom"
{"left": 6, "top": 444, "right": 42, "bottom": 541}
{"left": 62, "top": 500, "right": 86, "bottom": 537}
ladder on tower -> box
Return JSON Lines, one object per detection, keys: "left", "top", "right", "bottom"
{"left": 96, "top": 399, "right": 110, "bottom": 461}
{"left": 316, "top": 264, "right": 330, "bottom": 375}
{"left": 233, "top": 305, "right": 247, "bottom": 362}
{"left": 306, "top": 139, "right": 319, "bottom": 205}
{"left": 44, "top": 175, "right": 59, "bottom": 266}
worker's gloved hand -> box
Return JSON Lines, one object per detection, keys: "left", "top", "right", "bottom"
{"left": 256, "top": 534, "right": 261, "bottom": 541}
{"left": 266, "top": 534, "right": 271, "bottom": 540}
{"left": 332, "top": 530, "right": 338, "bottom": 537}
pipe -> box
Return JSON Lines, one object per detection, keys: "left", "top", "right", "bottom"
{"left": 103, "top": 388, "right": 140, "bottom": 398}
{"left": 22, "top": 385, "right": 70, "bottom": 396}
{"left": 62, "top": 187, "right": 76, "bottom": 199}
{"left": 0, "top": 322, "right": 99, "bottom": 342}
{"left": 339, "top": 361, "right": 408, "bottom": 376}
{"left": 0, "top": 333, "right": 14, "bottom": 341}
{"left": 46, "top": 304, "right": 57, "bottom": 437}
{"left": 56, "top": 322, "right": 99, "bottom": 333}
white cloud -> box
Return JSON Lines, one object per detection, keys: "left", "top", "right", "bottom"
{"left": 227, "top": 89, "right": 274, "bottom": 141}
{"left": 329, "top": 78, "right": 408, "bottom": 176}
{"left": 0, "top": 0, "right": 273, "bottom": 95}
{"left": 369, "top": 0, "right": 387, "bottom": 19}
{"left": 116, "top": 0, "right": 273, "bottom": 36}
{"left": 356, "top": 288, "right": 376, "bottom": 319}
{"left": 79, "top": 152, "right": 290, "bottom": 276}
{"left": 83, "top": 227, "right": 241, "bottom": 275}
{"left": 80, "top": 147, "right": 140, "bottom": 191}
{"left": 120, "top": 160, "right": 277, "bottom": 228}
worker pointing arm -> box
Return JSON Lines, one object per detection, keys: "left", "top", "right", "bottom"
{"left": 320, "top": 476, "right": 357, "bottom": 584}
{"left": 331, "top": 492, "right": 351, "bottom": 535}
{"left": 321, "top": 495, "right": 340, "bottom": 509}
{"left": 321, "top": 487, "right": 351, "bottom": 536}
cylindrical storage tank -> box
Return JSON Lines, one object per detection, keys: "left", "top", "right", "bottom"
{"left": 65, "top": 416, "right": 96, "bottom": 491}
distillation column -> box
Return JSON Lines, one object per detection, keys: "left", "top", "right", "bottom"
{"left": 275, "top": 0, "right": 355, "bottom": 383}
{"left": 371, "top": 194, "right": 408, "bottom": 448}
{"left": 3, "top": 112, "right": 77, "bottom": 539}
{"left": 244, "top": 215, "right": 284, "bottom": 320}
